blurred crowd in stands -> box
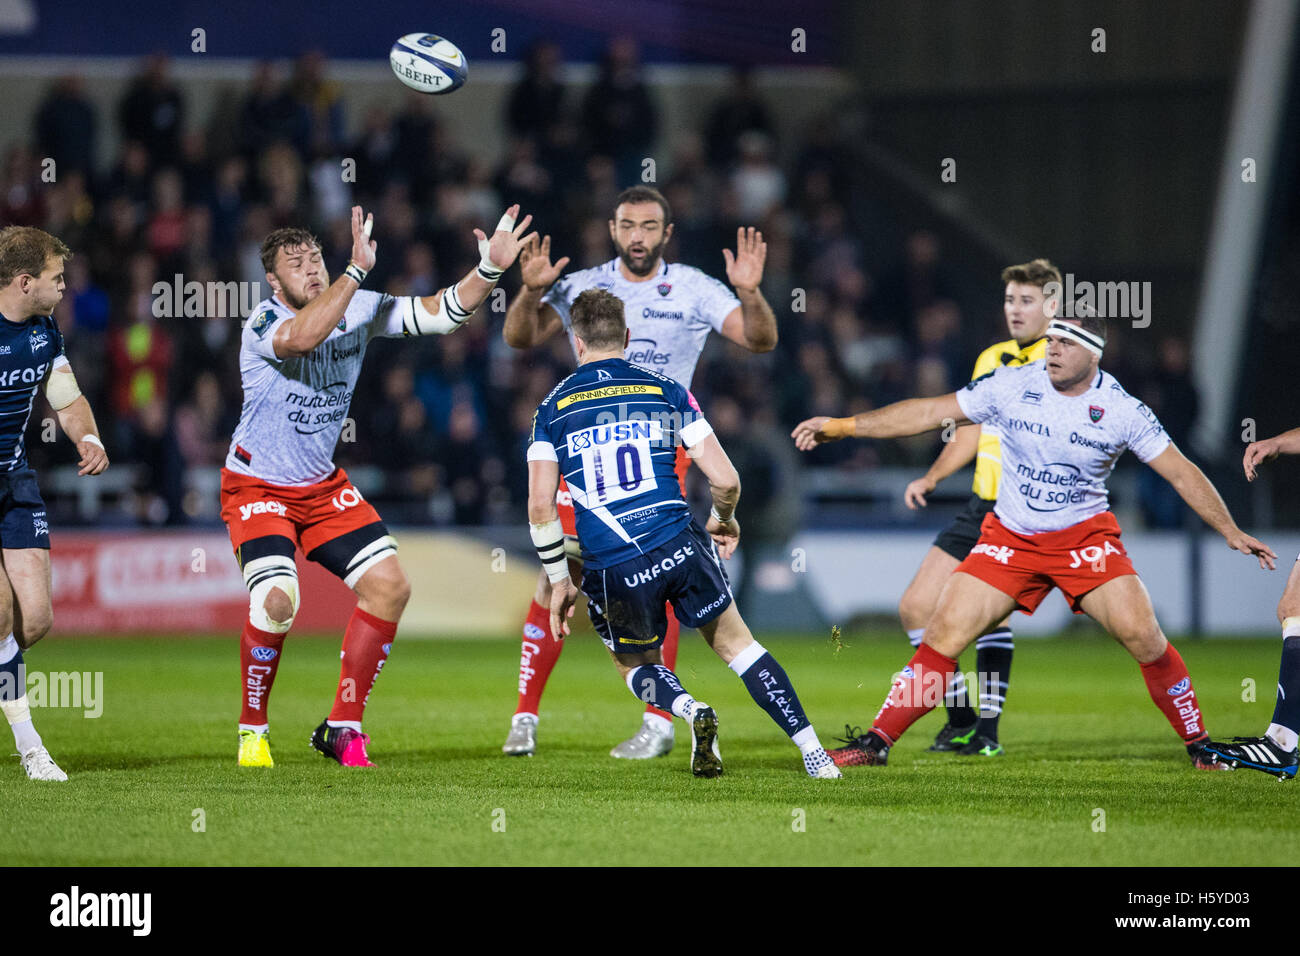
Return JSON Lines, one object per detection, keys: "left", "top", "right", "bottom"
{"left": 7, "top": 43, "right": 1197, "bottom": 529}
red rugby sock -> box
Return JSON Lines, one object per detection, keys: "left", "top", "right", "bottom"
{"left": 515, "top": 600, "right": 562, "bottom": 717}
{"left": 1139, "top": 642, "right": 1207, "bottom": 743}
{"left": 239, "top": 620, "right": 285, "bottom": 727}
{"left": 645, "top": 604, "right": 680, "bottom": 721}
{"left": 871, "top": 643, "right": 958, "bottom": 744}
{"left": 328, "top": 607, "right": 397, "bottom": 725}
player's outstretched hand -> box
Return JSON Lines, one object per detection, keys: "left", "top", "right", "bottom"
{"left": 518, "top": 234, "right": 571, "bottom": 291}
{"left": 350, "top": 205, "right": 376, "bottom": 272}
{"left": 549, "top": 577, "right": 578, "bottom": 640}
{"left": 1243, "top": 438, "right": 1281, "bottom": 481}
{"left": 904, "top": 475, "right": 936, "bottom": 510}
{"left": 706, "top": 513, "right": 740, "bottom": 559}
{"left": 475, "top": 204, "right": 536, "bottom": 274}
{"left": 723, "top": 226, "right": 766, "bottom": 293}
{"left": 1226, "top": 529, "right": 1277, "bottom": 570}
{"left": 76, "top": 438, "right": 109, "bottom": 476}
{"left": 791, "top": 416, "right": 836, "bottom": 451}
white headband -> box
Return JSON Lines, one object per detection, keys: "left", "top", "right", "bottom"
{"left": 1048, "top": 320, "right": 1104, "bottom": 357}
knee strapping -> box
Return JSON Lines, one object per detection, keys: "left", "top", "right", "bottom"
{"left": 245, "top": 556, "right": 300, "bottom": 633}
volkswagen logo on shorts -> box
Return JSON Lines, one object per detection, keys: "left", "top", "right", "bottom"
{"left": 1167, "top": 677, "right": 1190, "bottom": 696}
{"left": 251, "top": 646, "right": 278, "bottom": 662}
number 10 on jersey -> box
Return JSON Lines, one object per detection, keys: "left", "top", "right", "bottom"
{"left": 569, "top": 420, "right": 661, "bottom": 506}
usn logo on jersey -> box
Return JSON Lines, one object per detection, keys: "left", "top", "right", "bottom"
{"left": 567, "top": 419, "right": 664, "bottom": 455}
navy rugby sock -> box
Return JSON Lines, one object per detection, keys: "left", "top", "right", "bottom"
{"left": 728, "top": 642, "right": 813, "bottom": 741}
{"left": 626, "top": 664, "right": 697, "bottom": 718}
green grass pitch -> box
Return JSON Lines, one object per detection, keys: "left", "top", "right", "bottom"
{"left": 2, "top": 630, "right": 1295, "bottom": 866}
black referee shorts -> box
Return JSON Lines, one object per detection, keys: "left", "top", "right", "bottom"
{"left": 932, "top": 494, "right": 997, "bottom": 561}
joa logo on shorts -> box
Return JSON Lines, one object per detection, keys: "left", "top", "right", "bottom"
{"left": 1068, "top": 540, "right": 1121, "bottom": 570}
{"left": 250, "top": 646, "right": 278, "bottom": 662}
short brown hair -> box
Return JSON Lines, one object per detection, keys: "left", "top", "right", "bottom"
{"left": 0, "top": 226, "right": 72, "bottom": 287}
{"left": 260, "top": 227, "right": 321, "bottom": 274}
{"left": 1060, "top": 309, "right": 1108, "bottom": 346}
{"left": 1000, "top": 257, "right": 1062, "bottom": 291}
{"left": 570, "top": 288, "right": 627, "bottom": 349}
{"left": 613, "top": 185, "right": 672, "bottom": 225}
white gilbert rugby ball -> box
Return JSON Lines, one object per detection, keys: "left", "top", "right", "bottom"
{"left": 390, "top": 33, "right": 467, "bottom": 94}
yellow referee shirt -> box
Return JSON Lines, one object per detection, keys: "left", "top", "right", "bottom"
{"left": 970, "top": 336, "right": 1047, "bottom": 501}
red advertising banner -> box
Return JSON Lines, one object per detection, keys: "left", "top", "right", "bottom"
{"left": 50, "top": 532, "right": 357, "bottom": 635}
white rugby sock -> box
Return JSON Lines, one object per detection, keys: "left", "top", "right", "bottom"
{"left": 0, "top": 634, "right": 40, "bottom": 752}
{"left": 1266, "top": 722, "right": 1298, "bottom": 752}
{"left": 673, "top": 695, "right": 700, "bottom": 721}
{"left": 0, "top": 696, "right": 41, "bottom": 753}
{"left": 792, "top": 725, "right": 822, "bottom": 755}
{"left": 906, "top": 627, "right": 926, "bottom": 648}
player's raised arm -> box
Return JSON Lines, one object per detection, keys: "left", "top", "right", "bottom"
{"left": 503, "top": 234, "right": 569, "bottom": 348}
{"left": 406, "top": 205, "right": 534, "bottom": 339}
{"left": 45, "top": 365, "right": 108, "bottom": 476}
{"left": 527, "top": 457, "right": 577, "bottom": 639}
{"left": 718, "top": 226, "right": 777, "bottom": 353}
{"left": 274, "top": 205, "right": 376, "bottom": 358}
{"left": 1146, "top": 443, "right": 1277, "bottom": 570}
{"left": 792, "top": 393, "right": 969, "bottom": 452}
{"left": 1244, "top": 426, "right": 1300, "bottom": 481}
{"left": 904, "top": 423, "right": 981, "bottom": 509}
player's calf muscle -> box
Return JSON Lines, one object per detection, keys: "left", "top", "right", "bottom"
{"left": 700, "top": 606, "right": 754, "bottom": 663}
{"left": 1109, "top": 620, "right": 1166, "bottom": 662}
{"left": 12, "top": 604, "right": 52, "bottom": 648}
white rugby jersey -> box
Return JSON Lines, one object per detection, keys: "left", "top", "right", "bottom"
{"left": 226, "top": 290, "right": 415, "bottom": 486}
{"left": 954, "top": 361, "right": 1171, "bottom": 534}
{"left": 543, "top": 258, "right": 740, "bottom": 388}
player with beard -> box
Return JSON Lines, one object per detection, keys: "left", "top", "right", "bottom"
{"left": 501, "top": 185, "right": 778, "bottom": 759}
{"left": 223, "top": 204, "right": 533, "bottom": 768}
{"left": 794, "top": 315, "right": 1274, "bottom": 771}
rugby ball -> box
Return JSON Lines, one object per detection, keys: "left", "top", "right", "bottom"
{"left": 389, "top": 33, "right": 467, "bottom": 94}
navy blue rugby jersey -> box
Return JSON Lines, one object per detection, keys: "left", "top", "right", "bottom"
{"left": 527, "top": 358, "right": 715, "bottom": 570}
{"left": 0, "top": 312, "right": 68, "bottom": 471}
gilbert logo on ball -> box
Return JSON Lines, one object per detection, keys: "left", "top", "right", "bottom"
{"left": 390, "top": 33, "right": 468, "bottom": 94}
